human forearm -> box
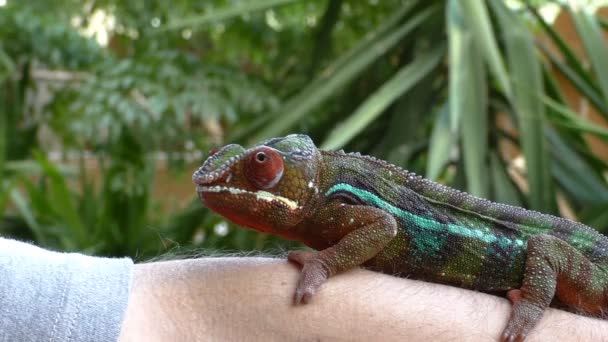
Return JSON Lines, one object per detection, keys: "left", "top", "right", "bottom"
{"left": 119, "top": 257, "right": 608, "bottom": 341}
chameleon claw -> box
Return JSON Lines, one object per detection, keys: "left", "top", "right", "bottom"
{"left": 293, "top": 286, "right": 315, "bottom": 305}
{"left": 500, "top": 330, "right": 526, "bottom": 342}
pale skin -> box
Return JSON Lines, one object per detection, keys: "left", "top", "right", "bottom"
{"left": 118, "top": 257, "right": 608, "bottom": 341}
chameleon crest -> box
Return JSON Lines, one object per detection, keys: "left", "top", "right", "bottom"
{"left": 193, "top": 134, "right": 320, "bottom": 235}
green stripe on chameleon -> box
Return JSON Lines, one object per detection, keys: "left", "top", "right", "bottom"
{"left": 326, "top": 183, "right": 525, "bottom": 248}
{"left": 569, "top": 228, "right": 599, "bottom": 251}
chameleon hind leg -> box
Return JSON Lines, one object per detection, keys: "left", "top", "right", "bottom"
{"left": 501, "top": 233, "right": 608, "bottom": 342}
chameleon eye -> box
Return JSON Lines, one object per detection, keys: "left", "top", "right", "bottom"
{"left": 255, "top": 152, "right": 267, "bottom": 162}
{"left": 245, "top": 147, "right": 284, "bottom": 189}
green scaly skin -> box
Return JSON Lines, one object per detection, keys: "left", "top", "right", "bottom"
{"left": 193, "top": 134, "right": 608, "bottom": 342}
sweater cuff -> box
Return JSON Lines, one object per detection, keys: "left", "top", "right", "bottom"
{"left": 0, "top": 239, "right": 134, "bottom": 342}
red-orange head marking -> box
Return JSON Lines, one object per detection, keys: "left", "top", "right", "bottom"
{"left": 193, "top": 134, "right": 320, "bottom": 234}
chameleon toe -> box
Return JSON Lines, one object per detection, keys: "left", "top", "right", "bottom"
{"left": 288, "top": 250, "right": 316, "bottom": 266}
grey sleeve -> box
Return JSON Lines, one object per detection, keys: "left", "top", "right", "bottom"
{"left": 0, "top": 238, "right": 134, "bottom": 342}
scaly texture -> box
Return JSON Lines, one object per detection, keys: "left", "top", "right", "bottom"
{"left": 193, "top": 134, "right": 608, "bottom": 342}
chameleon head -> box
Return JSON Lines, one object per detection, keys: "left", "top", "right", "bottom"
{"left": 193, "top": 134, "right": 321, "bottom": 235}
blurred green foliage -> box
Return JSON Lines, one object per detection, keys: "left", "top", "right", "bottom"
{"left": 1, "top": 0, "right": 608, "bottom": 259}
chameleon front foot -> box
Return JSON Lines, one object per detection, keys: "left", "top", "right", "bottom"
{"left": 288, "top": 250, "right": 330, "bottom": 305}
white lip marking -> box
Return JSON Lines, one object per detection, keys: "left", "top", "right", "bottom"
{"left": 198, "top": 185, "right": 299, "bottom": 210}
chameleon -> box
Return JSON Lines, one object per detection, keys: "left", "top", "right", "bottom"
{"left": 192, "top": 134, "right": 608, "bottom": 341}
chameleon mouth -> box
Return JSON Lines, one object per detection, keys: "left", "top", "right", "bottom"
{"left": 197, "top": 185, "right": 300, "bottom": 210}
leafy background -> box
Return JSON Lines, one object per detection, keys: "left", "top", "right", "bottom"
{"left": 1, "top": 0, "right": 608, "bottom": 260}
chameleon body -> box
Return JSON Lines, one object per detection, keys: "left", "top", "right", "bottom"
{"left": 192, "top": 134, "right": 608, "bottom": 341}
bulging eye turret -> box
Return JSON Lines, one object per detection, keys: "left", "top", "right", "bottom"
{"left": 245, "top": 147, "right": 284, "bottom": 189}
